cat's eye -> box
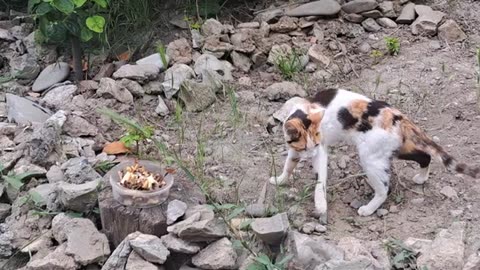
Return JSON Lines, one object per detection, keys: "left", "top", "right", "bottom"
{"left": 316, "top": 132, "right": 320, "bottom": 136}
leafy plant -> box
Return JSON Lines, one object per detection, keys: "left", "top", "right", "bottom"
{"left": 370, "top": 49, "right": 384, "bottom": 64}
{"left": 384, "top": 37, "right": 400, "bottom": 56}
{"left": 385, "top": 239, "right": 426, "bottom": 270}
{"left": 247, "top": 253, "right": 293, "bottom": 270}
{"left": 0, "top": 163, "right": 42, "bottom": 191}
{"left": 274, "top": 48, "right": 303, "bottom": 80}
{"left": 94, "top": 160, "right": 119, "bottom": 175}
{"left": 28, "top": 0, "right": 108, "bottom": 80}
{"left": 184, "top": 16, "right": 202, "bottom": 30}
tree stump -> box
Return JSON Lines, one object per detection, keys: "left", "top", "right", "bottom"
{"left": 99, "top": 160, "right": 206, "bottom": 248}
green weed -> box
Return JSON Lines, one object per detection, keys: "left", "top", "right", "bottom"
{"left": 225, "top": 85, "right": 242, "bottom": 128}
{"left": 384, "top": 37, "right": 400, "bottom": 56}
{"left": 274, "top": 48, "right": 304, "bottom": 80}
{"left": 156, "top": 42, "right": 168, "bottom": 68}
{"left": 247, "top": 253, "right": 293, "bottom": 270}
{"left": 370, "top": 49, "right": 384, "bottom": 64}
{"left": 384, "top": 239, "right": 426, "bottom": 270}
{"left": 94, "top": 160, "right": 119, "bottom": 176}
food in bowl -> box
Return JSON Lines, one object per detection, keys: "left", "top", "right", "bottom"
{"left": 118, "top": 160, "right": 166, "bottom": 191}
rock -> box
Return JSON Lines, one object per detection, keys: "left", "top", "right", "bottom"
{"left": 0, "top": 203, "right": 11, "bottom": 222}
{"left": 254, "top": 9, "right": 284, "bottom": 23}
{"left": 29, "top": 183, "right": 56, "bottom": 208}
{"left": 112, "top": 64, "right": 159, "bottom": 82}
{"left": 286, "top": 0, "right": 341, "bottom": 17}
{"left": 25, "top": 244, "right": 77, "bottom": 270}
{"left": 266, "top": 81, "right": 306, "bottom": 101}
{"left": 178, "top": 80, "right": 218, "bottom": 112}
{"left": 143, "top": 81, "right": 163, "bottom": 95}
{"left": 404, "top": 238, "right": 433, "bottom": 254}
{"left": 376, "top": 208, "right": 389, "bottom": 217}
{"left": 9, "top": 54, "right": 41, "bottom": 82}
{"left": 41, "top": 84, "right": 77, "bottom": 109}
{"left": 126, "top": 251, "right": 159, "bottom": 270}
{"left": 97, "top": 78, "right": 134, "bottom": 104}
{"left": 302, "top": 222, "right": 316, "bottom": 234}
{"left": 267, "top": 44, "right": 293, "bottom": 65}
{"left": 191, "top": 29, "right": 204, "bottom": 49}
{"left": 201, "top": 18, "right": 223, "bottom": 36}
{"left": 411, "top": 7, "right": 444, "bottom": 36}
{"left": 378, "top": 1, "right": 396, "bottom": 18}
{"left": 230, "top": 31, "right": 256, "bottom": 53}
{"left": 270, "top": 16, "right": 298, "bottom": 33}
{"left": 344, "top": 13, "right": 365, "bottom": 23}
{"left": 58, "top": 179, "right": 100, "bottom": 212}
{"left": 438, "top": 19, "right": 467, "bottom": 43}
{"left": 46, "top": 166, "right": 65, "bottom": 184}
{"left": 102, "top": 233, "right": 136, "bottom": 270}
{"left": 78, "top": 80, "right": 99, "bottom": 93}
{"left": 245, "top": 203, "right": 267, "bottom": 217}
{"left": 362, "top": 10, "right": 383, "bottom": 19}
{"left": 337, "top": 237, "right": 390, "bottom": 269}
{"left": 162, "top": 64, "right": 195, "bottom": 99}
{"left": 0, "top": 122, "right": 16, "bottom": 136}
{"left": 61, "top": 157, "right": 102, "bottom": 184}
{"left": 238, "top": 76, "right": 252, "bottom": 86}
{"left": 52, "top": 213, "right": 110, "bottom": 265}
{"left": 166, "top": 38, "right": 193, "bottom": 64}
{"left": 342, "top": 0, "right": 378, "bottom": 14}
{"left": 463, "top": 252, "right": 480, "bottom": 270}
{"left": 194, "top": 54, "right": 233, "bottom": 84}
{"left": 350, "top": 198, "right": 363, "bottom": 209}
{"left": 440, "top": 186, "right": 458, "bottom": 199}
{"left": 377, "top": 18, "right": 397, "bottom": 28}
{"left": 191, "top": 238, "right": 237, "bottom": 270}
{"left": 315, "top": 224, "right": 327, "bottom": 233}
{"left": 0, "top": 135, "right": 15, "bottom": 150}
{"left": 63, "top": 115, "right": 98, "bottom": 137}
{"left": 308, "top": 44, "right": 331, "bottom": 67}
{"left": 21, "top": 230, "right": 53, "bottom": 253}
{"left": 170, "top": 14, "right": 189, "bottom": 29}
{"left": 202, "top": 36, "right": 234, "bottom": 58}
{"left": 396, "top": 3, "right": 416, "bottom": 24}
{"left": 155, "top": 96, "right": 169, "bottom": 116}
{"left": 252, "top": 51, "right": 267, "bottom": 67}
{"left": 287, "top": 231, "right": 343, "bottom": 269}
{"left": 362, "top": 18, "right": 382, "bottom": 32}
{"left": 237, "top": 22, "right": 260, "bottom": 28}
{"left": 32, "top": 62, "right": 70, "bottom": 92}
{"left": 230, "top": 51, "right": 252, "bottom": 72}
{"left": 136, "top": 53, "right": 169, "bottom": 70}
{"left": 0, "top": 28, "right": 14, "bottom": 41}
{"left": 120, "top": 79, "right": 144, "bottom": 97}
{"left": 167, "top": 199, "right": 188, "bottom": 225}
{"left": 93, "top": 63, "right": 116, "bottom": 81}
{"left": 130, "top": 233, "right": 170, "bottom": 264}
{"left": 251, "top": 213, "right": 289, "bottom": 245}
{"left": 160, "top": 233, "right": 201, "bottom": 254}
{"left": 417, "top": 222, "right": 465, "bottom": 270}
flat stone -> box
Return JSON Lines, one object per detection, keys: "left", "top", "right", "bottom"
{"left": 93, "top": 63, "right": 115, "bottom": 81}
{"left": 191, "top": 29, "right": 204, "bottom": 49}
{"left": 251, "top": 213, "right": 289, "bottom": 245}
{"left": 202, "top": 18, "right": 224, "bottom": 36}
{"left": 167, "top": 209, "right": 227, "bottom": 242}
{"left": 126, "top": 251, "right": 159, "bottom": 270}
{"left": 237, "top": 22, "right": 260, "bottom": 28}
{"left": 344, "top": 13, "right": 365, "bottom": 23}
{"left": 167, "top": 199, "right": 188, "bottom": 225}
{"left": 192, "top": 238, "right": 237, "bottom": 270}
{"left": 337, "top": 237, "right": 390, "bottom": 269}
{"left": 265, "top": 81, "right": 306, "bottom": 102}
{"left": 396, "top": 3, "right": 416, "bottom": 24}
{"left": 411, "top": 8, "right": 445, "bottom": 36}
{"left": 440, "top": 186, "right": 458, "bottom": 199}
{"left": 102, "top": 233, "right": 136, "bottom": 270}
{"left": 362, "top": 10, "right": 383, "bottom": 19}
{"left": 160, "top": 233, "right": 201, "bottom": 254}
{"left": 378, "top": 1, "right": 396, "bottom": 18}
{"left": 362, "top": 18, "right": 382, "bottom": 32}
{"left": 47, "top": 165, "right": 65, "bottom": 183}
{"left": 9, "top": 54, "right": 41, "bottom": 81}
{"left": 25, "top": 244, "right": 78, "bottom": 270}
{"left": 61, "top": 157, "right": 102, "bottom": 184}
{"left": 136, "top": 53, "right": 169, "bottom": 70}
{"left": 0, "top": 28, "right": 14, "bottom": 41}
{"left": 231, "top": 51, "right": 252, "bottom": 72}
{"left": 308, "top": 44, "right": 331, "bottom": 67}
{"left": 202, "top": 36, "right": 234, "bottom": 58}
{"left": 377, "top": 18, "right": 398, "bottom": 28}
{"left": 29, "top": 183, "right": 56, "bottom": 207}
{"left": 245, "top": 203, "right": 267, "bottom": 217}
{"left": 155, "top": 96, "right": 169, "bottom": 116}
{"left": 178, "top": 79, "right": 219, "bottom": 112}
{"left": 130, "top": 233, "right": 170, "bottom": 264}
{"left": 41, "top": 84, "right": 77, "bottom": 109}
{"left": 32, "top": 62, "right": 70, "bottom": 92}
{"left": 267, "top": 43, "right": 293, "bottom": 64}
{"left": 231, "top": 31, "right": 256, "bottom": 53}
{"left": 286, "top": 0, "right": 341, "bottom": 17}
{"left": 438, "top": 19, "right": 467, "bottom": 43}
{"left": 6, "top": 93, "right": 51, "bottom": 125}
{"left": 342, "top": 0, "right": 378, "bottom": 14}
{"left": 97, "top": 78, "right": 134, "bottom": 104}
{"left": 58, "top": 179, "right": 100, "bottom": 212}
{"left": 166, "top": 38, "right": 192, "bottom": 64}
{"left": 120, "top": 78, "right": 144, "bottom": 97}
{"left": 112, "top": 64, "right": 159, "bottom": 82}
{"left": 63, "top": 115, "right": 98, "bottom": 137}
{"left": 270, "top": 16, "right": 298, "bottom": 33}
{"left": 162, "top": 64, "right": 195, "bottom": 99}
{"left": 194, "top": 54, "right": 234, "bottom": 85}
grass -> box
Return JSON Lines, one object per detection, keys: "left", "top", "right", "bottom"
{"left": 274, "top": 48, "right": 304, "bottom": 81}
{"left": 384, "top": 239, "right": 427, "bottom": 270}
{"left": 225, "top": 84, "right": 242, "bottom": 128}
{"left": 156, "top": 42, "right": 168, "bottom": 68}
{"left": 385, "top": 37, "right": 400, "bottom": 56}
{"left": 370, "top": 49, "right": 384, "bottom": 64}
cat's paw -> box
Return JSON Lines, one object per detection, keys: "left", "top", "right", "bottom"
{"left": 412, "top": 173, "right": 428, "bottom": 184}
{"left": 269, "top": 175, "right": 287, "bottom": 185}
{"left": 357, "top": 205, "right": 376, "bottom": 216}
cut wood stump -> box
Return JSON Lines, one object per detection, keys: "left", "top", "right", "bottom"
{"left": 99, "top": 159, "right": 206, "bottom": 248}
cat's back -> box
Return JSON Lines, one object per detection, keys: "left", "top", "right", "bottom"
{"left": 310, "top": 88, "right": 370, "bottom": 112}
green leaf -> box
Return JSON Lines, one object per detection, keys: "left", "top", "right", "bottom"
{"left": 66, "top": 211, "right": 83, "bottom": 218}
{"left": 275, "top": 254, "right": 293, "bottom": 266}
{"left": 29, "top": 191, "right": 45, "bottom": 205}
{"left": 35, "top": 2, "right": 53, "bottom": 15}
{"left": 239, "top": 219, "right": 253, "bottom": 230}
{"left": 28, "top": 0, "right": 42, "bottom": 13}
{"left": 64, "top": 15, "right": 81, "bottom": 36}
{"left": 86, "top": 15, "right": 105, "bottom": 33}
{"left": 43, "top": 21, "right": 68, "bottom": 42}
{"left": 215, "top": 203, "right": 237, "bottom": 210}
{"left": 51, "top": 0, "right": 75, "bottom": 14}
{"left": 72, "top": 0, "right": 87, "bottom": 7}
{"left": 226, "top": 206, "right": 245, "bottom": 220}
{"left": 17, "top": 196, "right": 30, "bottom": 206}
{"left": 247, "top": 263, "right": 266, "bottom": 270}
{"left": 92, "top": 0, "right": 108, "bottom": 8}
{"left": 254, "top": 254, "right": 272, "bottom": 265}
{"left": 4, "top": 175, "right": 24, "bottom": 190}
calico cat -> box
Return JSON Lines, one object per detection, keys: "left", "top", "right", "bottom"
{"left": 270, "top": 88, "right": 479, "bottom": 220}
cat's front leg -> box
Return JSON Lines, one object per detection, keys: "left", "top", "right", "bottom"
{"left": 313, "top": 145, "right": 328, "bottom": 224}
{"left": 269, "top": 149, "right": 300, "bottom": 185}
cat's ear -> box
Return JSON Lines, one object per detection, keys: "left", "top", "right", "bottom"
{"left": 284, "top": 120, "right": 300, "bottom": 138}
{"left": 309, "top": 109, "right": 323, "bottom": 124}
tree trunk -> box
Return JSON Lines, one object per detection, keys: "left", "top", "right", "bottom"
{"left": 71, "top": 36, "right": 83, "bottom": 81}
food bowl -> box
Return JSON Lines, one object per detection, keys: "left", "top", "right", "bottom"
{"left": 109, "top": 160, "right": 174, "bottom": 208}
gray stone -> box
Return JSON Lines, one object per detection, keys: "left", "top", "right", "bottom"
{"left": 463, "top": 252, "right": 480, "bottom": 270}
{"left": 126, "top": 251, "right": 159, "bottom": 270}
{"left": 230, "top": 31, "right": 256, "bottom": 54}
{"left": 120, "top": 78, "right": 144, "bottom": 97}
{"left": 350, "top": 199, "right": 363, "bottom": 209}
{"left": 130, "top": 233, "right": 170, "bottom": 264}
{"left": 160, "top": 233, "right": 201, "bottom": 254}
{"left": 308, "top": 44, "right": 331, "bottom": 67}
{"left": 252, "top": 51, "right": 267, "bottom": 67}
{"left": 344, "top": 13, "right": 365, "bottom": 23}
{"left": 178, "top": 80, "right": 218, "bottom": 112}
{"left": 267, "top": 43, "right": 293, "bottom": 65}
{"left": 362, "top": 18, "right": 382, "bottom": 32}
{"left": 286, "top": 0, "right": 341, "bottom": 17}
{"left": 112, "top": 64, "right": 160, "bottom": 82}
{"left": 254, "top": 9, "right": 284, "bottom": 23}
{"left": 231, "top": 51, "right": 252, "bottom": 72}
{"left": 0, "top": 122, "right": 16, "bottom": 136}
{"left": 396, "top": 3, "right": 416, "bottom": 24}
{"left": 404, "top": 238, "right": 433, "bottom": 254}
{"left": 377, "top": 18, "right": 397, "bottom": 28}
{"left": 0, "top": 135, "right": 14, "bottom": 150}
{"left": 337, "top": 237, "right": 390, "bottom": 269}
{"left": 194, "top": 54, "right": 233, "bottom": 85}
{"left": 93, "top": 63, "right": 115, "bottom": 81}
{"left": 47, "top": 165, "right": 65, "bottom": 183}
{"left": 143, "top": 81, "right": 163, "bottom": 95}
{"left": 9, "top": 54, "right": 40, "bottom": 81}
{"left": 167, "top": 199, "right": 188, "bottom": 225}
{"left": 237, "top": 22, "right": 260, "bottom": 28}
{"left": 266, "top": 81, "right": 307, "bottom": 101}
{"left": 202, "top": 36, "right": 234, "bottom": 58}
{"left": 411, "top": 7, "right": 445, "bottom": 36}
{"left": 21, "top": 230, "right": 53, "bottom": 253}
{"left": 41, "top": 84, "right": 77, "bottom": 109}
{"left": 191, "top": 29, "right": 204, "bottom": 49}
{"left": 0, "top": 28, "right": 14, "bottom": 41}
{"left": 342, "top": 0, "right": 378, "bottom": 14}
{"left": 201, "top": 18, "right": 224, "bottom": 36}
{"left": 169, "top": 14, "right": 189, "bottom": 29}
{"left": 61, "top": 157, "right": 102, "bottom": 184}
{"left": 25, "top": 244, "right": 78, "bottom": 270}
{"left": 97, "top": 78, "right": 134, "bottom": 104}
{"left": 101, "top": 233, "right": 137, "bottom": 270}
{"left": 440, "top": 186, "right": 458, "bottom": 199}
{"left": 136, "top": 53, "right": 169, "bottom": 70}
{"left": 378, "top": 1, "right": 396, "bottom": 18}
{"left": 362, "top": 10, "right": 383, "bottom": 19}
{"left": 162, "top": 64, "right": 195, "bottom": 99}
{"left": 245, "top": 203, "right": 267, "bottom": 217}
{"left": 58, "top": 179, "right": 99, "bottom": 212}
{"left": 376, "top": 208, "right": 389, "bottom": 217}
{"left": 0, "top": 203, "right": 11, "bottom": 222}
{"left": 29, "top": 183, "right": 56, "bottom": 208}
{"left": 302, "top": 222, "right": 316, "bottom": 234}
{"left": 417, "top": 222, "right": 465, "bottom": 270}
{"left": 270, "top": 16, "right": 298, "bottom": 33}
{"left": 32, "top": 62, "right": 70, "bottom": 92}
{"left": 155, "top": 96, "right": 169, "bottom": 116}
{"left": 191, "top": 238, "right": 237, "bottom": 270}
{"left": 52, "top": 213, "right": 110, "bottom": 265}
{"left": 315, "top": 224, "right": 327, "bottom": 233}
{"left": 63, "top": 115, "right": 98, "bottom": 137}
{"left": 166, "top": 38, "right": 193, "bottom": 64}
{"left": 438, "top": 19, "right": 467, "bottom": 43}
{"left": 251, "top": 213, "right": 289, "bottom": 245}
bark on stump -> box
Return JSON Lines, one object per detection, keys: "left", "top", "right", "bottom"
{"left": 99, "top": 160, "right": 206, "bottom": 248}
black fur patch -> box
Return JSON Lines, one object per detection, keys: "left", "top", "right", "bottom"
{"left": 310, "top": 88, "right": 338, "bottom": 107}
{"left": 442, "top": 154, "right": 453, "bottom": 167}
{"left": 366, "top": 100, "right": 390, "bottom": 117}
{"left": 398, "top": 150, "right": 431, "bottom": 168}
{"left": 288, "top": 109, "right": 311, "bottom": 129}
{"left": 357, "top": 121, "right": 372, "bottom": 132}
{"left": 338, "top": 107, "right": 357, "bottom": 130}
{"left": 292, "top": 157, "right": 301, "bottom": 163}
{"left": 392, "top": 115, "right": 403, "bottom": 126}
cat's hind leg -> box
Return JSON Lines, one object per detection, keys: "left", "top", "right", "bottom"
{"left": 270, "top": 149, "right": 300, "bottom": 185}
{"left": 398, "top": 150, "right": 431, "bottom": 184}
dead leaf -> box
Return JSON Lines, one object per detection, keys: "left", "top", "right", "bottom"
{"left": 165, "top": 168, "right": 176, "bottom": 174}
{"left": 117, "top": 51, "right": 131, "bottom": 61}
{"left": 103, "top": 141, "right": 131, "bottom": 155}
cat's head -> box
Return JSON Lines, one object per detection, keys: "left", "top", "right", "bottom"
{"left": 283, "top": 108, "right": 323, "bottom": 152}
